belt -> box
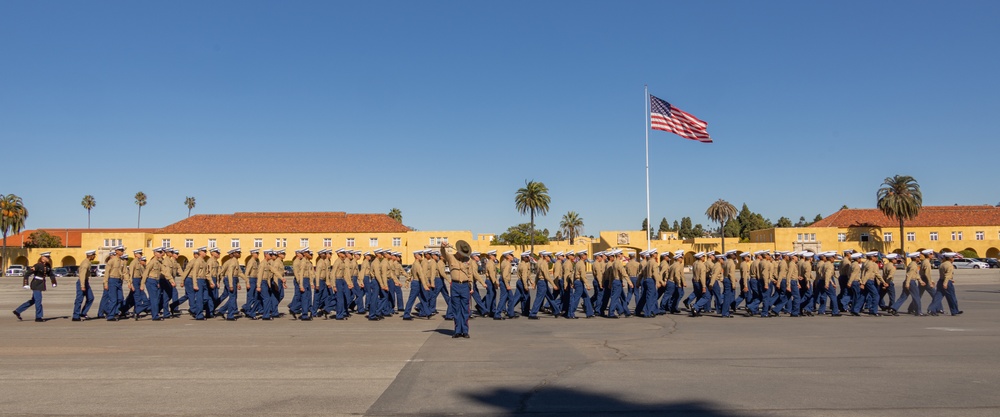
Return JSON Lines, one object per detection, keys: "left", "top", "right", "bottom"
{"left": 452, "top": 280, "right": 470, "bottom": 283}
{"left": 109, "top": 277, "right": 122, "bottom": 280}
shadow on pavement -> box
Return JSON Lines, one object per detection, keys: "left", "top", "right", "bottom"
{"left": 462, "top": 386, "right": 752, "bottom": 416}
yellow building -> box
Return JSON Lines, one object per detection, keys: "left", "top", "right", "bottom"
{"left": 750, "top": 205, "right": 1000, "bottom": 259}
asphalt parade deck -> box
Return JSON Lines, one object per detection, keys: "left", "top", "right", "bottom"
{"left": 2, "top": 269, "right": 999, "bottom": 417}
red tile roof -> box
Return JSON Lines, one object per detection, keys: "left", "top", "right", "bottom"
{"left": 1, "top": 228, "right": 154, "bottom": 248}
{"left": 155, "top": 212, "right": 410, "bottom": 234}
{"left": 811, "top": 206, "right": 1000, "bottom": 228}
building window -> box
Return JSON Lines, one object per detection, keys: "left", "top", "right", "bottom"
{"left": 810, "top": 233, "right": 815, "bottom": 242}
{"left": 300, "top": 238, "right": 309, "bottom": 248}
{"left": 883, "top": 233, "right": 892, "bottom": 242}
{"left": 323, "top": 238, "right": 332, "bottom": 247}
{"left": 253, "top": 238, "right": 263, "bottom": 248}
{"left": 956, "top": 231, "right": 963, "bottom": 241}
{"left": 231, "top": 238, "right": 240, "bottom": 248}
{"left": 907, "top": 232, "right": 915, "bottom": 242}
{"left": 146, "top": 239, "right": 152, "bottom": 248}
{"left": 429, "top": 237, "right": 448, "bottom": 246}
{"left": 975, "top": 231, "right": 984, "bottom": 241}
{"left": 275, "top": 238, "right": 286, "bottom": 248}
{"left": 797, "top": 233, "right": 803, "bottom": 242}
{"left": 860, "top": 233, "right": 869, "bottom": 242}
{"left": 369, "top": 238, "right": 378, "bottom": 247}
{"left": 185, "top": 239, "right": 194, "bottom": 248}
{"left": 930, "top": 232, "right": 938, "bottom": 241}
{"left": 951, "top": 231, "right": 963, "bottom": 241}
{"left": 161, "top": 239, "right": 170, "bottom": 248}
{"left": 392, "top": 237, "right": 401, "bottom": 247}
{"left": 837, "top": 233, "right": 846, "bottom": 242}
{"left": 104, "top": 239, "right": 123, "bottom": 247}
{"left": 346, "top": 238, "right": 355, "bottom": 247}
{"left": 208, "top": 239, "right": 217, "bottom": 248}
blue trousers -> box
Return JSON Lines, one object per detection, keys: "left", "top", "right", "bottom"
{"left": 607, "top": 280, "right": 625, "bottom": 317}
{"left": 495, "top": 281, "right": 510, "bottom": 318}
{"left": 418, "top": 285, "right": 435, "bottom": 317}
{"left": 788, "top": 280, "right": 801, "bottom": 316}
{"left": 471, "top": 282, "right": 488, "bottom": 315}
{"left": 591, "top": 278, "right": 604, "bottom": 314}
{"left": 15, "top": 290, "right": 44, "bottom": 319}
{"left": 484, "top": 282, "right": 497, "bottom": 315}
{"left": 159, "top": 278, "right": 174, "bottom": 317}
{"left": 244, "top": 278, "right": 259, "bottom": 316}
{"left": 178, "top": 278, "right": 193, "bottom": 310}
{"left": 637, "top": 278, "right": 657, "bottom": 316}
{"left": 106, "top": 279, "right": 124, "bottom": 320}
{"left": 354, "top": 276, "right": 366, "bottom": 313}
{"left": 892, "top": 281, "right": 920, "bottom": 313}
{"left": 761, "top": 282, "right": 776, "bottom": 317}
{"left": 298, "top": 279, "right": 313, "bottom": 319}
{"left": 733, "top": 280, "right": 747, "bottom": 311}
{"left": 192, "top": 279, "right": 210, "bottom": 319}
{"left": 364, "top": 278, "right": 377, "bottom": 314}
{"left": 929, "top": 280, "right": 959, "bottom": 315}
{"left": 145, "top": 279, "right": 161, "bottom": 320}
{"left": 335, "top": 279, "right": 351, "bottom": 319}
{"left": 721, "top": 278, "right": 735, "bottom": 317}
{"left": 817, "top": 282, "right": 840, "bottom": 315}
{"left": 313, "top": 279, "right": 328, "bottom": 314}
{"left": 800, "top": 281, "right": 814, "bottom": 313}
{"left": 511, "top": 280, "right": 529, "bottom": 316}
{"left": 848, "top": 282, "right": 864, "bottom": 314}
{"left": 73, "top": 282, "right": 95, "bottom": 319}
{"left": 746, "top": 279, "right": 762, "bottom": 314}
{"left": 567, "top": 280, "right": 594, "bottom": 318}
{"left": 660, "top": 281, "right": 677, "bottom": 313}
{"left": 218, "top": 280, "right": 238, "bottom": 319}
{"left": 710, "top": 282, "right": 723, "bottom": 313}
{"left": 529, "top": 280, "right": 550, "bottom": 317}
{"left": 259, "top": 281, "right": 275, "bottom": 319}
{"left": 389, "top": 280, "right": 404, "bottom": 311}
{"left": 624, "top": 277, "right": 639, "bottom": 310}
{"left": 451, "top": 282, "right": 471, "bottom": 335}
{"left": 369, "top": 286, "right": 389, "bottom": 319}
{"left": 403, "top": 280, "right": 423, "bottom": 319}
{"left": 693, "top": 281, "right": 713, "bottom": 313}
{"left": 863, "top": 280, "right": 879, "bottom": 314}
{"left": 879, "top": 282, "right": 896, "bottom": 309}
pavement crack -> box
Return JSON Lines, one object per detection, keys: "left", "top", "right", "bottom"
{"left": 602, "top": 339, "right": 627, "bottom": 360}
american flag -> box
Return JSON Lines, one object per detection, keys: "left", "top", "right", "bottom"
{"left": 649, "top": 95, "right": 713, "bottom": 143}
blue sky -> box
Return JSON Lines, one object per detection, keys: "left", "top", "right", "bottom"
{"left": 2, "top": 1, "right": 998, "bottom": 236}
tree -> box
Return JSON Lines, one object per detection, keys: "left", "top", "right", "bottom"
{"left": 24, "top": 230, "right": 62, "bottom": 248}
{"left": 1, "top": 194, "right": 28, "bottom": 271}
{"left": 554, "top": 230, "right": 564, "bottom": 241}
{"left": 185, "top": 196, "right": 196, "bottom": 218}
{"left": 841, "top": 205, "right": 849, "bottom": 210}
{"left": 795, "top": 216, "right": 808, "bottom": 227}
{"left": 723, "top": 219, "right": 740, "bottom": 238}
{"left": 679, "top": 217, "right": 693, "bottom": 239}
{"left": 672, "top": 220, "right": 680, "bottom": 231}
{"left": 387, "top": 208, "right": 402, "bottom": 223}
{"left": 735, "top": 203, "right": 773, "bottom": 241}
{"left": 877, "top": 175, "right": 923, "bottom": 257}
{"left": 134, "top": 192, "right": 147, "bottom": 228}
{"left": 81, "top": 195, "right": 96, "bottom": 228}
{"left": 705, "top": 199, "right": 738, "bottom": 253}
{"left": 640, "top": 218, "right": 655, "bottom": 239}
{"left": 813, "top": 214, "right": 823, "bottom": 223}
{"left": 559, "top": 211, "right": 584, "bottom": 244}
{"left": 658, "top": 217, "right": 671, "bottom": 237}
{"left": 493, "top": 223, "right": 550, "bottom": 247}
{"left": 692, "top": 224, "right": 705, "bottom": 238}
{"left": 514, "top": 180, "right": 550, "bottom": 254}
{"left": 776, "top": 217, "right": 793, "bottom": 228}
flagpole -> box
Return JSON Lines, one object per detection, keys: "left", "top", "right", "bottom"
{"left": 645, "top": 85, "right": 651, "bottom": 251}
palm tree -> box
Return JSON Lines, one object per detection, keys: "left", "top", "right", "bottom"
{"left": 514, "top": 180, "right": 551, "bottom": 254}
{"left": 559, "top": 211, "right": 584, "bottom": 245}
{"left": 185, "top": 196, "right": 196, "bottom": 218}
{"left": 705, "top": 199, "right": 737, "bottom": 253}
{"left": 135, "top": 192, "right": 147, "bottom": 228}
{"left": 1, "top": 194, "right": 29, "bottom": 271}
{"left": 81, "top": 195, "right": 96, "bottom": 228}
{"left": 877, "top": 175, "right": 922, "bottom": 256}
{"left": 388, "top": 208, "right": 402, "bottom": 223}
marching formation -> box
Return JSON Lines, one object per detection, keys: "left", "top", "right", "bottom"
{"left": 13, "top": 244, "right": 964, "bottom": 335}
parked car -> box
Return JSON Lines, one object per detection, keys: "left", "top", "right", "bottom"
{"left": 96, "top": 264, "right": 107, "bottom": 277}
{"left": 932, "top": 260, "right": 941, "bottom": 269}
{"left": 284, "top": 266, "right": 294, "bottom": 276}
{"left": 984, "top": 258, "right": 1000, "bottom": 269}
{"left": 65, "top": 265, "right": 80, "bottom": 276}
{"left": 89, "top": 265, "right": 99, "bottom": 277}
{"left": 53, "top": 267, "right": 69, "bottom": 278}
{"left": 952, "top": 258, "right": 989, "bottom": 269}
{"left": 5, "top": 265, "right": 25, "bottom": 277}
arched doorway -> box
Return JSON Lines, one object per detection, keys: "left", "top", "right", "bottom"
{"left": 61, "top": 256, "right": 77, "bottom": 267}
{"left": 14, "top": 256, "right": 29, "bottom": 267}
{"left": 962, "top": 248, "right": 979, "bottom": 258}
{"left": 939, "top": 248, "right": 953, "bottom": 253}
{"left": 176, "top": 255, "right": 189, "bottom": 270}
{"left": 986, "top": 248, "right": 999, "bottom": 259}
